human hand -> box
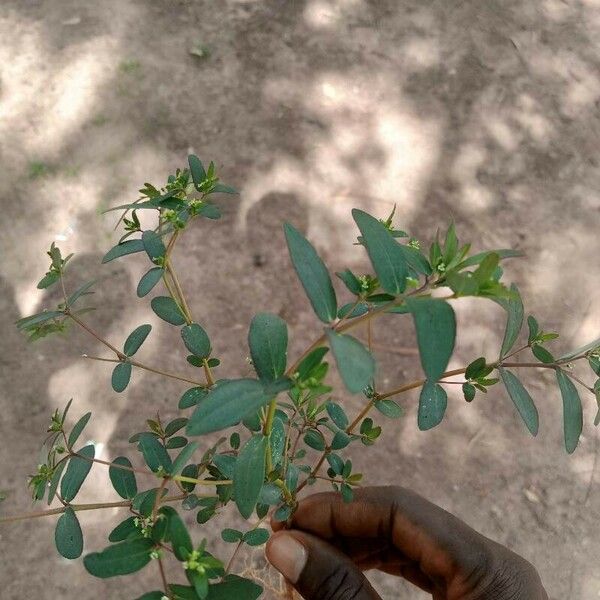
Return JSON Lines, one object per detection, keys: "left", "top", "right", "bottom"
{"left": 266, "top": 486, "right": 548, "bottom": 600}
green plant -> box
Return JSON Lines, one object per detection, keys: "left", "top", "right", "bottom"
{"left": 3, "top": 155, "right": 599, "bottom": 599}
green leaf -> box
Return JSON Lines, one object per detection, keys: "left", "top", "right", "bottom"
{"left": 326, "top": 402, "right": 349, "bottom": 429}
{"left": 179, "top": 387, "right": 207, "bottom": 409}
{"left": 186, "top": 379, "right": 271, "bottom": 435}
{"left": 151, "top": 296, "right": 186, "bottom": 326}
{"left": 212, "top": 454, "right": 236, "bottom": 479}
{"left": 283, "top": 222, "right": 337, "bottom": 323}
{"left": 418, "top": 381, "right": 447, "bottom": 431}
{"left": 532, "top": 345, "right": 555, "bottom": 364}
{"left": 498, "top": 284, "right": 524, "bottom": 357}
{"left": 303, "top": 429, "right": 326, "bottom": 451}
{"left": 16, "top": 310, "right": 64, "bottom": 330}
{"left": 296, "top": 347, "right": 329, "bottom": 380}
{"left": 527, "top": 316, "right": 539, "bottom": 344}
{"left": 331, "top": 430, "right": 350, "bottom": 450}
{"left": 111, "top": 362, "right": 132, "bottom": 393}
{"left": 55, "top": 507, "right": 83, "bottom": 559}
{"left": 556, "top": 370, "right": 583, "bottom": 454}
{"left": 137, "top": 267, "right": 164, "bottom": 297}
{"left": 336, "top": 269, "right": 362, "bottom": 295}
{"left": 108, "top": 517, "right": 139, "bottom": 542}
{"left": 188, "top": 154, "right": 207, "bottom": 190}
{"left": 589, "top": 355, "right": 600, "bottom": 376}
{"left": 406, "top": 298, "right": 456, "bottom": 381}
{"left": 243, "top": 528, "right": 269, "bottom": 546}
{"left": 60, "top": 445, "right": 95, "bottom": 502}
{"left": 181, "top": 323, "right": 211, "bottom": 358}
{"left": 166, "top": 436, "right": 188, "bottom": 449}
{"left": 458, "top": 249, "right": 522, "bottom": 269}
{"left": 269, "top": 417, "right": 286, "bottom": 468}
{"left": 374, "top": 399, "right": 402, "bottom": 418}
{"left": 206, "top": 575, "right": 262, "bottom": 600}
{"left": 84, "top": 538, "right": 154, "bottom": 578}
{"left": 248, "top": 313, "right": 288, "bottom": 382}
{"left": 141, "top": 230, "right": 165, "bottom": 261}
{"left": 170, "top": 442, "right": 199, "bottom": 476}
{"left": 109, "top": 457, "right": 138, "bottom": 499}
{"left": 221, "top": 528, "right": 243, "bottom": 543}
{"left": 499, "top": 368, "right": 539, "bottom": 436}
{"left": 48, "top": 460, "right": 67, "bottom": 505}
{"left": 138, "top": 434, "right": 173, "bottom": 473}
{"left": 465, "top": 357, "right": 486, "bottom": 380}
{"left": 37, "top": 271, "right": 60, "bottom": 289}
{"left": 165, "top": 418, "right": 188, "bottom": 436}
{"left": 234, "top": 435, "right": 267, "bottom": 519}
{"left": 559, "top": 336, "right": 600, "bottom": 361}
{"left": 67, "top": 412, "right": 91, "bottom": 449}
{"left": 160, "top": 506, "right": 192, "bottom": 561}
{"left": 462, "top": 382, "right": 476, "bottom": 402}
{"left": 352, "top": 209, "right": 408, "bottom": 294}
{"left": 327, "top": 330, "right": 375, "bottom": 393}
{"left": 124, "top": 324, "right": 152, "bottom": 356}
{"left": 102, "top": 239, "right": 145, "bottom": 263}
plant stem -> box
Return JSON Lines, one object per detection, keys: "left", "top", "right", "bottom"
{"left": 128, "top": 358, "right": 205, "bottom": 387}
{"left": 172, "top": 475, "right": 232, "bottom": 486}
{"left": 157, "top": 555, "right": 170, "bottom": 597}
{"left": 0, "top": 494, "right": 187, "bottom": 524}
{"left": 67, "top": 311, "right": 125, "bottom": 359}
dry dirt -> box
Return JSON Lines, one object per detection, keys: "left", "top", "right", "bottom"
{"left": 1, "top": 1, "right": 600, "bottom": 598}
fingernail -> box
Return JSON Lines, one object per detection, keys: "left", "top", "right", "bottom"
{"left": 267, "top": 533, "right": 307, "bottom": 583}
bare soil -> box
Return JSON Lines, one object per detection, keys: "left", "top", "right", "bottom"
{"left": 1, "top": 1, "right": 600, "bottom": 598}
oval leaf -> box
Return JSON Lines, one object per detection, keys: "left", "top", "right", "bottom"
{"left": 186, "top": 379, "right": 270, "bottom": 436}
{"left": 498, "top": 284, "right": 524, "bottom": 357}
{"left": 84, "top": 538, "right": 154, "bottom": 578}
{"left": 499, "top": 368, "right": 539, "bottom": 436}
{"left": 112, "top": 362, "right": 132, "bottom": 393}
{"left": 283, "top": 222, "right": 337, "bottom": 323}
{"left": 138, "top": 434, "right": 173, "bottom": 473}
{"left": 406, "top": 298, "right": 456, "bottom": 381}
{"left": 327, "top": 330, "right": 375, "bottom": 394}
{"left": 124, "top": 324, "right": 152, "bottom": 356}
{"left": 61, "top": 444, "right": 95, "bottom": 502}
{"left": 352, "top": 209, "right": 408, "bottom": 294}
{"left": 418, "top": 381, "right": 448, "bottom": 431}
{"left": 170, "top": 442, "right": 199, "bottom": 476}
{"left": 181, "top": 323, "right": 211, "bottom": 358}
{"left": 67, "top": 412, "right": 91, "bottom": 449}
{"left": 556, "top": 369, "right": 583, "bottom": 454}
{"left": 55, "top": 507, "right": 83, "bottom": 559}
{"left": 141, "top": 230, "right": 165, "bottom": 261}
{"left": 188, "top": 154, "right": 207, "bottom": 190}
{"left": 102, "top": 239, "right": 145, "bottom": 263}
{"left": 248, "top": 313, "right": 288, "bottom": 382}
{"left": 234, "top": 435, "right": 268, "bottom": 519}
{"left": 137, "top": 267, "right": 164, "bottom": 298}
{"left": 160, "top": 506, "right": 192, "bottom": 561}
{"left": 151, "top": 296, "right": 186, "bottom": 326}
{"left": 109, "top": 457, "right": 138, "bottom": 499}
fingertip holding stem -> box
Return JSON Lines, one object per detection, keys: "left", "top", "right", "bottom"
{"left": 266, "top": 532, "right": 307, "bottom": 584}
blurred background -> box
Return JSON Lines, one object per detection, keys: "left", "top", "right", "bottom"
{"left": 1, "top": 0, "right": 600, "bottom": 598}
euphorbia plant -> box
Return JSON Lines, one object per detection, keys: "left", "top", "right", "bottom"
{"left": 2, "top": 155, "right": 599, "bottom": 600}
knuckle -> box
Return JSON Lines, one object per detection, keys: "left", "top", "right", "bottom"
{"left": 473, "top": 551, "right": 546, "bottom": 600}
{"left": 313, "top": 563, "right": 368, "bottom": 600}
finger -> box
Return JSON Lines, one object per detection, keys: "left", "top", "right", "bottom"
{"left": 274, "top": 486, "right": 491, "bottom": 587}
{"left": 266, "top": 530, "right": 381, "bottom": 600}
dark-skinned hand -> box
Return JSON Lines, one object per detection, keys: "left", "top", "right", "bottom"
{"left": 265, "top": 486, "right": 548, "bottom": 600}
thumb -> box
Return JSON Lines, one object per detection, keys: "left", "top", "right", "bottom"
{"left": 266, "top": 530, "right": 381, "bottom": 600}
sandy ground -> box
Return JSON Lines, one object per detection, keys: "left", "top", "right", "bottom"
{"left": 1, "top": 0, "right": 600, "bottom": 598}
